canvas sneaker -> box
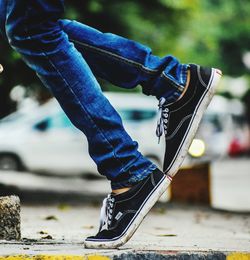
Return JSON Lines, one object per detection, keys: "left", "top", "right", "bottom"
{"left": 84, "top": 168, "right": 171, "bottom": 249}
{"left": 156, "top": 64, "right": 222, "bottom": 176}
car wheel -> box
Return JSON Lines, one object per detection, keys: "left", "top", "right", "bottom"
{"left": 0, "top": 155, "right": 20, "bottom": 171}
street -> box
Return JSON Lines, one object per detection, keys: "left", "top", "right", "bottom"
{"left": 0, "top": 158, "right": 249, "bottom": 211}
{"left": 0, "top": 158, "right": 250, "bottom": 258}
{"left": 0, "top": 204, "right": 249, "bottom": 257}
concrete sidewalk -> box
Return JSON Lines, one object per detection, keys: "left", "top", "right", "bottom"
{"left": 0, "top": 203, "right": 249, "bottom": 259}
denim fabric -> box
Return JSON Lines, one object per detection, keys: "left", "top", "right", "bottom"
{"left": 0, "top": 1, "right": 188, "bottom": 189}
{"left": 59, "top": 20, "right": 188, "bottom": 102}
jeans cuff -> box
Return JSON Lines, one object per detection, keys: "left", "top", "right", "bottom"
{"left": 110, "top": 163, "right": 157, "bottom": 189}
{"left": 163, "top": 64, "right": 189, "bottom": 105}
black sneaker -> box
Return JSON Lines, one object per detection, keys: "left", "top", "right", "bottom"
{"left": 156, "top": 64, "right": 222, "bottom": 176}
{"left": 84, "top": 169, "right": 171, "bottom": 249}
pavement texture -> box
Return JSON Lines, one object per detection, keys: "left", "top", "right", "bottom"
{"left": 0, "top": 158, "right": 250, "bottom": 259}
{"left": 0, "top": 203, "right": 249, "bottom": 259}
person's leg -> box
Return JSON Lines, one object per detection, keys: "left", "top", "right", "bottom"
{"left": 60, "top": 19, "right": 222, "bottom": 176}
{"left": 2, "top": 1, "right": 172, "bottom": 248}
{"left": 2, "top": 1, "right": 222, "bottom": 247}
{"left": 60, "top": 19, "right": 188, "bottom": 104}
{"left": 4, "top": 1, "right": 155, "bottom": 189}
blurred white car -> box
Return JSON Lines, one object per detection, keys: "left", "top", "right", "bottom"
{"left": 0, "top": 92, "right": 243, "bottom": 175}
{"left": 0, "top": 93, "right": 164, "bottom": 175}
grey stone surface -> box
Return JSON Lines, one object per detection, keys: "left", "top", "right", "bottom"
{"left": 0, "top": 195, "right": 21, "bottom": 240}
{"left": 0, "top": 204, "right": 249, "bottom": 256}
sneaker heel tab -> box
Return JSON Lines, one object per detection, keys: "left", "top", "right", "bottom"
{"left": 215, "top": 69, "right": 223, "bottom": 76}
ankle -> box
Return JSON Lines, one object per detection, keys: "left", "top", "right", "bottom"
{"left": 178, "top": 69, "right": 190, "bottom": 100}
{"left": 112, "top": 186, "right": 131, "bottom": 195}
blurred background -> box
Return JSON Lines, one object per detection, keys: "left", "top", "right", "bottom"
{"left": 0, "top": 0, "right": 249, "bottom": 212}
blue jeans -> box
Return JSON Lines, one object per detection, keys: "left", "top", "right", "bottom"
{"left": 0, "top": 1, "right": 188, "bottom": 189}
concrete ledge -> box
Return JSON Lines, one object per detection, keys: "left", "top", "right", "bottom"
{"left": 0, "top": 252, "right": 249, "bottom": 260}
{"left": 0, "top": 196, "right": 21, "bottom": 240}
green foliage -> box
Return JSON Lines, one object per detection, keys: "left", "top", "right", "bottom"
{"left": 184, "top": 0, "right": 250, "bottom": 76}
{"left": 64, "top": 0, "right": 250, "bottom": 75}
{"left": 0, "top": 0, "right": 249, "bottom": 117}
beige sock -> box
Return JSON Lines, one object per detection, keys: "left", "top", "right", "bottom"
{"left": 178, "top": 69, "right": 190, "bottom": 100}
{"left": 112, "top": 187, "right": 131, "bottom": 195}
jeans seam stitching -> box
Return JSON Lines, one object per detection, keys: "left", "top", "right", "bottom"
{"left": 181, "top": 64, "right": 189, "bottom": 87}
{"left": 161, "top": 72, "right": 184, "bottom": 92}
{"left": 41, "top": 51, "right": 124, "bottom": 171}
{"left": 119, "top": 152, "right": 141, "bottom": 173}
{"left": 71, "top": 39, "right": 158, "bottom": 74}
{"left": 181, "top": 65, "right": 186, "bottom": 85}
{"left": 72, "top": 40, "right": 185, "bottom": 93}
{"left": 73, "top": 40, "right": 185, "bottom": 94}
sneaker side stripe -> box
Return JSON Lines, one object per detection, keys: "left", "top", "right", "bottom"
{"left": 167, "top": 175, "right": 173, "bottom": 182}
{"left": 165, "top": 68, "right": 221, "bottom": 175}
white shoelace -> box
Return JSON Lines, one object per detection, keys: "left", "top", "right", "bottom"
{"left": 99, "top": 194, "right": 115, "bottom": 232}
{"left": 156, "top": 97, "right": 169, "bottom": 143}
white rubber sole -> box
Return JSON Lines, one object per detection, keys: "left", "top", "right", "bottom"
{"left": 165, "top": 68, "right": 222, "bottom": 177}
{"left": 84, "top": 175, "right": 172, "bottom": 249}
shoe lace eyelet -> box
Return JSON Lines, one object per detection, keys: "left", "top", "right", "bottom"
{"left": 98, "top": 195, "right": 115, "bottom": 231}
{"left": 156, "top": 97, "right": 169, "bottom": 143}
